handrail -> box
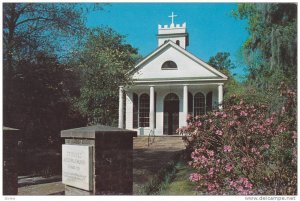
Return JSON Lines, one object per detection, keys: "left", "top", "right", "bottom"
{"left": 147, "top": 129, "right": 155, "bottom": 147}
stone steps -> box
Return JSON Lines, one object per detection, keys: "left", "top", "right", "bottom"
{"left": 133, "top": 136, "right": 185, "bottom": 150}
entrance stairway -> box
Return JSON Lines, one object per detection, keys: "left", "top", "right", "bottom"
{"left": 133, "top": 135, "right": 185, "bottom": 150}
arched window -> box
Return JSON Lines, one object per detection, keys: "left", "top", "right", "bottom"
{"left": 133, "top": 93, "right": 138, "bottom": 128}
{"left": 162, "top": 60, "right": 177, "bottom": 69}
{"left": 206, "top": 92, "right": 213, "bottom": 113}
{"left": 139, "top": 93, "right": 149, "bottom": 127}
{"left": 194, "top": 92, "right": 205, "bottom": 116}
{"left": 176, "top": 40, "right": 180, "bottom": 46}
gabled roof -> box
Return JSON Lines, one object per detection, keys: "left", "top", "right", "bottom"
{"left": 129, "top": 40, "right": 228, "bottom": 80}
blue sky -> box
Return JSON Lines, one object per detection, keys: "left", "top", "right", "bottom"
{"left": 86, "top": 3, "right": 249, "bottom": 79}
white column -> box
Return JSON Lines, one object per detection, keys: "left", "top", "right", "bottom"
{"left": 118, "top": 86, "right": 124, "bottom": 128}
{"left": 125, "top": 92, "right": 133, "bottom": 129}
{"left": 150, "top": 86, "right": 155, "bottom": 130}
{"left": 183, "top": 85, "right": 188, "bottom": 125}
{"left": 218, "top": 84, "right": 223, "bottom": 110}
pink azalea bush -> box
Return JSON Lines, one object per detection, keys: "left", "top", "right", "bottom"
{"left": 179, "top": 82, "right": 297, "bottom": 195}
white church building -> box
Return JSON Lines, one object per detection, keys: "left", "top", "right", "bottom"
{"left": 118, "top": 13, "right": 227, "bottom": 135}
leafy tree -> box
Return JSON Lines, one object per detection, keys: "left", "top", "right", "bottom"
{"left": 208, "top": 52, "right": 239, "bottom": 98}
{"left": 232, "top": 3, "right": 297, "bottom": 89}
{"left": 3, "top": 3, "right": 104, "bottom": 125}
{"left": 3, "top": 3, "right": 105, "bottom": 148}
{"left": 3, "top": 3, "right": 103, "bottom": 68}
{"left": 72, "top": 27, "right": 140, "bottom": 125}
{"left": 208, "top": 52, "right": 236, "bottom": 73}
{"left": 7, "top": 53, "right": 86, "bottom": 147}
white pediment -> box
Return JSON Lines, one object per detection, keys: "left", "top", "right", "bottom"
{"left": 131, "top": 41, "right": 227, "bottom": 81}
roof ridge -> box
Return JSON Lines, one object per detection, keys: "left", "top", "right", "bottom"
{"left": 128, "top": 41, "right": 228, "bottom": 79}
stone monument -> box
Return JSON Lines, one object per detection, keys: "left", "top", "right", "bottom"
{"left": 61, "top": 125, "right": 137, "bottom": 195}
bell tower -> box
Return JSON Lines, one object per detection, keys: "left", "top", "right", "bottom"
{"left": 157, "top": 12, "right": 189, "bottom": 49}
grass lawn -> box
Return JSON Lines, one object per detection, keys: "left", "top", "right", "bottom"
{"left": 159, "top": 158, "right": 201, "bottom": 195}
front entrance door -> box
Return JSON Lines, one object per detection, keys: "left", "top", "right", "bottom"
{"left": 163, "top": 93, "right": 179, "bottom": 135}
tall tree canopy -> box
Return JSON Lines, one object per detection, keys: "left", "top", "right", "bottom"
{"left": 208, "top": 52, "right": 239, "bottom": 98}
{"left": 72, "top": 27, "right": 140, "bottom": 125}
{"left": 208, "top": 52, "right": 236, "bottom": 73}
{"left": 3, "top": 3, "right": 103, "bottom": 147}
{"left": 232, "top": 3, "right": 297, "bottom": 89}
{"left": 5, "top": 53, "right": 86, "bottom": 147}
{"left": 3, "top": 3, "right": 103, "bottom": 65}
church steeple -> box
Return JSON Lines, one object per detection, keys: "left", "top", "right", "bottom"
{"left": 157, "top": 12, "right": 189, "bottom": 49}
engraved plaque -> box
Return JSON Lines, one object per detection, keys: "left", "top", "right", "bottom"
{"left": 62, "top": 144, "right": 93, "bottom": 191}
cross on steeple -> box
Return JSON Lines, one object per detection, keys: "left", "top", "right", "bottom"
{"left": 168, "top": 12, "right": 177, "bottom": 26}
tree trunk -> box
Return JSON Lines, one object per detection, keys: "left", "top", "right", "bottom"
{"left": 4, "top": 3, "right": 17, "bottom": 126}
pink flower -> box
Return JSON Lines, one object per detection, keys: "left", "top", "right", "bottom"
{"left": 215, "top": 130, "right": 223, "bottom": 136}
{"left": 224, "top": 145, "right": 232, "bottom": 152}
{"left": 207, "top": 183, "right": 216, "bottom": 191}
{"left": 237, "top": 186, "right": 244, "bottom": 192}
{"left": 259, "top": 125, "right": 264, "bottom": 130}
{"left": 200, "top": 156, "right": 208, "bottom": 166}
{"left": 225, "top": 163, "right": 234, "bottom": 172}
{"left": 189, "top": 173, "right": 202, "bottom": 182}
{"left": 229, "top": 180, "right": 237, "bottom": 188}
{"left": 244, "top": 182, "right": 253, "bottom": 189}
{"left": 238, "top": 177, "right": 248, "bottom": 184}
{"left": 208, "top": 167, "right": 214, "bottom": 176}
{"left": 229, "top": 121, "right": 235, "bottom": 127}
{"left": 215, "top": 111, "right": 224, "bottom": 117}
{"left": 240, "top": 111, "right": 248, "bottom": 117}
{"left": 207, "top": 150, "right": 214, "bottom": 157}
{"left": 265, "top": 118, "right": 273, "bottom": 126}
{"left": 195, "top": 121, "right": 202, "bottom": 127}
{"left": 251, "top": 147, "right": 257, "bottom": 153}
{"left": 277, "top": 124, "right": 287, "bottom": 133}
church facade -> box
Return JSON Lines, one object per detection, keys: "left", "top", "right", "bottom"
{"left": 118, "top": 15, "right": 227, "bottom": 136}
